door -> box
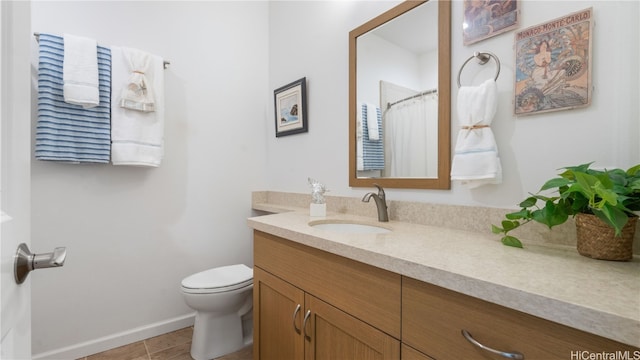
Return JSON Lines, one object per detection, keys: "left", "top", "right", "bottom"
{"left": 305, "top": 294, "right": 400, "bottom": 360}
{"left": 1, "top": 1, "right": 32, "bottom": 359}
{"left": 254, "top": 267, "right": 305, "bottom": 360}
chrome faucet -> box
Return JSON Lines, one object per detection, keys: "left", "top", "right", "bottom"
{"left": 362, "top": 184, "right": 389, "bottom": 222}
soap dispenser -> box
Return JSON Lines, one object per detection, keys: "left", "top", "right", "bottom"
{"left": 308, "top": 177, "right": 327, "bottom": 217}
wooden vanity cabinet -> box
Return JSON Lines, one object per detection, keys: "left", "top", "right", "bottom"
{"left": 253, "top": 230, "right": 638, "bottom": 360}
{"left": 402, "top": 277, "right": 639, "bottom": 360}
{"left": 253, "top": 230, "right": 401, "bottom": 360}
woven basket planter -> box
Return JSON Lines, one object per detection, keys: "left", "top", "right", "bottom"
{"left": 575, "top": 213, "right": 637, "bottom": 261}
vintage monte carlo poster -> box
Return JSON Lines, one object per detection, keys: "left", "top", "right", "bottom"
{"left": 514, "top": 8, "right": 593, "bottom": 116}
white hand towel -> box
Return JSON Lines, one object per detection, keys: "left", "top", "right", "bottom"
{"left": 111, "top": 46, "right": 165, "bottom": 167}
{"left": 366, "top": 103, "right": 380, "bottom": 141}
{"left": 120, "top": 49, "right": 155, "bottom": 112}
{"left": 63, "top": 33, "right": 100, "bottom": 108}
{"left": 450, "top": 79, "right": 502, "bottom": 188}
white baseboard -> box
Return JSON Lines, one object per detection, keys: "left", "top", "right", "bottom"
{"left": 32, "top": 313, "right": 195, "bottom": 360}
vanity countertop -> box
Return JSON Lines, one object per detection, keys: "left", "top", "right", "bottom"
{"left": 247, "top": 210, "right": 640, "bottom": 347}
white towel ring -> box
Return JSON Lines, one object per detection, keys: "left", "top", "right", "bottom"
{"left": 457, "top": 51, "right": 500, "bottom": 88}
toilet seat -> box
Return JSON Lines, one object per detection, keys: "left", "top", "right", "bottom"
{"left": 181, "top": 264, "right": 253, "bottom": 294}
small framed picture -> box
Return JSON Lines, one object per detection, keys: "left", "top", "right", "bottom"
{"left": 274, "top": 77, "right": 307, "bottom": 137}
{"left": 463, "top": 0, "right": 519, "bottom": 45}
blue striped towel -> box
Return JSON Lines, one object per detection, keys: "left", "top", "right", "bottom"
{"left": 361, "top": 103, "right": 384, "bottom": 170}
{"left": 36, "top": 33, "right": 111, "bottom": 163}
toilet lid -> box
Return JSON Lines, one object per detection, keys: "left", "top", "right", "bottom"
{"left": 181, "top": 264, "right": 253, "bottom": 293}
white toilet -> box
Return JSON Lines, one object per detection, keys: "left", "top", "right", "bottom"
{"left": 181, "top": 264, "right": 253, "bottom": 360}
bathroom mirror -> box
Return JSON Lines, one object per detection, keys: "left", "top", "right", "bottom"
{"left": 349, "top": 0, "right": 451, "bottom": 189}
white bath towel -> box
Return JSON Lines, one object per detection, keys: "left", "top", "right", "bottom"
{"left": 366, "top": 103, "right": 380, "bottom": 141}
{"left": 63, "top": 34, "right": 100, "bottom": 108}
{"left": 111, "top": 46, "right": 165, "bottom": 167}
{"left": 450, "top": 79, "right": 502, "bottom": 188}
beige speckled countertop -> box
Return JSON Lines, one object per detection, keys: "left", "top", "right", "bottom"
{"left": 247, "top": 209, "right": 640, "bottom": 347}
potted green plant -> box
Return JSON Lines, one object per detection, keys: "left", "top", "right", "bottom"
{"left": 492, "top": 162, "right": 640, "bottom": 260}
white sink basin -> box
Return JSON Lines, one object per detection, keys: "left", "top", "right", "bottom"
{"left": 309, "top": 221, "right": 391, "bottom": 234}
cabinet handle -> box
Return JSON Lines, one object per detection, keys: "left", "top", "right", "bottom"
{"left": 292, "top": 304, "right": 302, "bottom": 334}
{"left": 461, "top": 329, "right": 525, "bottom": 359}
{"left": 303, "top": 309, "right": 312, "bottom": 340}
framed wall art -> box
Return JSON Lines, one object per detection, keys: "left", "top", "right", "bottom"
{"left": 514, "top": 7, "right": 593, "bottom": 116}
{"left": 274, "top": 77, "right": 307, "bottom": 137}
{"left": 463, "top": 0, "right": 519, "bottom": 45}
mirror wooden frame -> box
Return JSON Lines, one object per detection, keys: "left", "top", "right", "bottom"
{"left": 348, "top": 0, "right": 451, "bottom": 189}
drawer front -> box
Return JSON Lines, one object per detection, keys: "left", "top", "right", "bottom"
{"left": 402, "top": 277, "right": 638, "bottom": 360}
{"left": 254, "top": 230, "right": 401, "bottom": 338}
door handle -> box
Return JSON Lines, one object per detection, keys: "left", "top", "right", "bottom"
{"left": 303, "top": 310, "right": 311, "bottom": 340}
{"left": 14, "top": 243, "right": 67, "bottom": 284}
{"left": 461, "top": 329, "right": 524, "bottom": 359}
{"left": 292, "top": 304, "right": 302, "bottom": 334}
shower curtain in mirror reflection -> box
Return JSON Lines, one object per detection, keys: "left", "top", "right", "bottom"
{"left": 385, "top": 95, "right": 439, "bottom": 178}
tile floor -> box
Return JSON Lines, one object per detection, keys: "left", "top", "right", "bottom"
{"left": 76, "top": 327, "right": 252, "bottom": 360}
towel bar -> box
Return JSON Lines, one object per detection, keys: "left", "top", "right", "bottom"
{"left": 457, "top": 51, "right": 500, "bottom": 88}
{"left": 34, "top": 32, "right": 171, "bottom": 69}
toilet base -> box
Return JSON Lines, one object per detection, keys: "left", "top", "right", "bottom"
{"left": 190, "top": 311, "right": 244, "bottom": 360}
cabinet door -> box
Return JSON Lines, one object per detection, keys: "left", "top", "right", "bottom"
{"left": 305, "top": 293, "right": 400, "bottom": 360}
{"left": 401, "top": 345, "right": 435, "bottom": 360}
{"left": 254, "top": 267, "right": 305, "bottom": 360}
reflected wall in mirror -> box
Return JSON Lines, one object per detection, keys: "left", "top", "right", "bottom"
{"left": 349, "top": 0, "right": 451, "bottom": 189}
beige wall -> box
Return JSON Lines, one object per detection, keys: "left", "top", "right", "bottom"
{"left": 30, "top": 2, "right": 268, "bottom": 358}
{"left": 267, "top": 0, "right": 640, "bottom": 209}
